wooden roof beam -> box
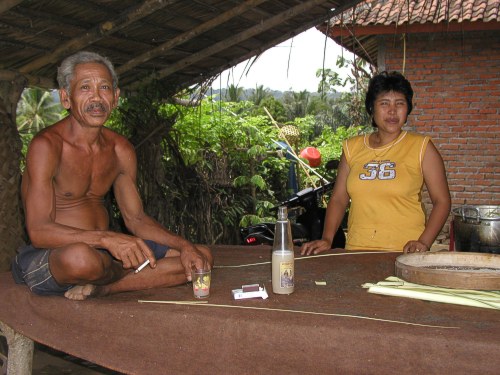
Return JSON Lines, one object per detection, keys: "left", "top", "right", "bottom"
{"left": 116, "top": 0, "right": 268, "bottom": 75}
{"left": 18, "top": 0, "right": 178, "bottom": 74}
{"left": 0, "top": 69, "right": 54, "bottom": 89}
{"left": 129, "top": 0, "right": 362, "bottom": 90}
{"left": 176, "top": 0, "right": 364, "bottom": 88}
{"left": 0, "top": 0, "right": 23, "bottom": 15}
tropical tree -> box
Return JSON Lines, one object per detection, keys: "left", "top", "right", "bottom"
{"left": 17, "top": 87, "right": 63, "bottom": 132}
{"left": 16, "top": 87, "right": 64, "bottom": 155}
{"left": 163, "top": 97, "right": 289, "bottom": 232}
{"left": 225, "top": 84, "right": 244, "bottom": 102}
{"left": 248, "top": 84, "right": 271, "bottom": 106}
{"left": 282, "top": 89, "right": 310, "bottom": 120}
{"left": 251, "top": 96, "right": 287, "bottom": 123}
{"left": 316, "top": 55, "right": 373, "bottom": 129}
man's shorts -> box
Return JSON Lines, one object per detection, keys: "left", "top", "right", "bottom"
{"left": 11, "top": 239, "right": 170, "bottom": 296}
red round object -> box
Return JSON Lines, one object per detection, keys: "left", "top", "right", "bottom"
{"left": 299, "top": 147, "right": 321, "bottom": 167}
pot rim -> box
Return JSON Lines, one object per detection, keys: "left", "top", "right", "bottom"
{"left": 452, "top": 205, "right": 500, "bottom": 221}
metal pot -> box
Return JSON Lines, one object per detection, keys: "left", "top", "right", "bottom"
{"left": 452, "top": 205, "right": 500, "bottom": 254}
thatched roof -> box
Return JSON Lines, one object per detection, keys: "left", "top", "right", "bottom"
{"left": 0, "top": 0, "right": 362, "bottom": 93}
{"left": 318, "top": 0, "right": 500, "bottom": 66}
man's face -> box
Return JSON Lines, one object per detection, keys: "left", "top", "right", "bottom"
{"left": 60, "top": 62, "right": 120, "bottom": 128}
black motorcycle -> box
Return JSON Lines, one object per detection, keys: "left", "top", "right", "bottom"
{"left": 240, "top": 180, "right": 346, "bottom": 248}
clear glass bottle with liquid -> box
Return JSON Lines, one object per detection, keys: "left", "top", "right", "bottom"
{"left": 272, "top": 206, "right": 295, "bottom": 294}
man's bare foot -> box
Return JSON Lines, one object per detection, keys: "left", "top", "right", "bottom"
{"left": 64, "top": 284, "right": 99, "bottom": 300}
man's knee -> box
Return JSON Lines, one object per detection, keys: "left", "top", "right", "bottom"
{"left": 50, "top": 243, "right": 109, "bottom": 282}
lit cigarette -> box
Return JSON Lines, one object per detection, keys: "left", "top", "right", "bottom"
{"left": 135, "top": 259, "right": 150, "bottom": 274}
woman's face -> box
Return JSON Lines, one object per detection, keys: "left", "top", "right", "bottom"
{"left": 372, "top": 90, "right": 408, "bottom": 134}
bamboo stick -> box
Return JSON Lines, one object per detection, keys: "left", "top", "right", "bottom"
{"left": 137, "top": 300, "right": 459, "bottom": 329}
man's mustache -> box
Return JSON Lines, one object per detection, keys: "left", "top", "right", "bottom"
{"left": 85, "top": 102, "right": 108, "bottom": 112}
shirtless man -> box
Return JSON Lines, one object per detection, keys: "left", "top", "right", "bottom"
{"left": 11, "top": 51, "right": 213, "bottom": 300}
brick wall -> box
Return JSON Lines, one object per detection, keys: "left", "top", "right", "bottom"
{"left": 379, "top": 30, "right": 500, "bottom": 242}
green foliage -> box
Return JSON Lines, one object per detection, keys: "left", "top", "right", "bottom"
{"left": 16, "top": 87, "right": 65, "bottom": 157}
{"left": 161, "top": 94, "right": 365, "bottom": 230}
{"left": 316, "top": 55, "right": 373, "bottom": 130}
{"left": 304, "top": 125, "right": 363, "bottom": 185}
{"left": 282, "top": 89, "right": 310, "bottom": 120}
{"left": 251, "top": 96, "right": 287, "bottom": 123}
{"left": 159, "top": 97, "right": 292, "bottom": 234}
{"left": 106, "top": 98, "right": 133, "bottom": 136}
{"left": 248, "top": 84, "right": 271, "bottom": 106}
{"left": 291, "top": 115, "right": 317, "bottom": 144}
{"left": 239, "top": 199, "right": 276, "bottom": 227}
{"left": 225, "top": 84, "right": 244, "bottom": 102}
{"left": 250, "top": 174, "right": 266, "bottom": 190}
{"left": 275, "top": 114, "right": 363, "bottom": 188}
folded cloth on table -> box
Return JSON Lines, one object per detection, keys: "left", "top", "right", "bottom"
{"left": 362, "top": 276, "right": 500, "bottom": 310}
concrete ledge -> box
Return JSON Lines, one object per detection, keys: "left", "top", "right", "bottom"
{"left": 0, "top": 321, "right": 34, "bottom": 375}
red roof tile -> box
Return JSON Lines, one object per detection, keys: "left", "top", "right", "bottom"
{"left": 330, "top": 0, "right": 500, "bottom": 27}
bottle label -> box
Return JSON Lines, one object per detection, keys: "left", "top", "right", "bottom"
{"left": 279, "top": 261, "right": 294, "bottom": 288}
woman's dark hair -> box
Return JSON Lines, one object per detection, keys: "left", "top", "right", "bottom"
{"left": 365, "top": 71, "right": 413, "bottom": 127}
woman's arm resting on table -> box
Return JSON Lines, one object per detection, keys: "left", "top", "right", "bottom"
{"left": 404, "top": 141, "right": 451, "bottom": 253}
{"left": 301, "top": 153, "right": 350, "bottom": 256}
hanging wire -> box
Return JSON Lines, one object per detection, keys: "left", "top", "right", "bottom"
{"left": 402, "top": 33, "right": 406, "bottom": 74}
{"left": 286, "top": 37, "right": 294, "bottom": 79}
{"left": 401, "top": 0, "right": 411, "bottom": 74}
{"left": 218, "top": 74, "right": 222, "bottom": 125}
{"left": 320, "top": 10, "right": 332, "bottom": 99}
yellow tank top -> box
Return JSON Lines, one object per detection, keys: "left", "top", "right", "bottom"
{"left": 343, "top": 131, "right": 430, "bottom": 251}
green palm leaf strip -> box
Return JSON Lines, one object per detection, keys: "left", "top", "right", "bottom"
{"left": 363, "top": 277, "right": 500, "bottom": 310}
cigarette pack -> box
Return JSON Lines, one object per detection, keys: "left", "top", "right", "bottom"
{"left": 232, "top": 284, "right": 268, "bottom": 300}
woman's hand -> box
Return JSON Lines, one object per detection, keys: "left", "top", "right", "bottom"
{"left": 300, "top": 239, "right": 331, "bottom": 256}
{"left": 403, "top": 240, "right": 430, "bottom": 253}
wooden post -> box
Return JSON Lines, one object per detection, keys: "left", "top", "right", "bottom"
{"left": 0, "top": 73, "right": 27, "bottom": 271}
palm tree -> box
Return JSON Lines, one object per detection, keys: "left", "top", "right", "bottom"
{"left": 16, "top": 87, "right": 64, "bottom": 150}
{"left": 283, "top": 89, "right": 310, "bottom": 120}
{"left": 248, "top": 84, "right": 270, "bottom": 106}
{"left": 225, "top": 84, "right": 244, "bottom": 102}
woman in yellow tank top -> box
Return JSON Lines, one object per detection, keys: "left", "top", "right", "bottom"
{"left": 301, "top": 71, "right": 450, "bottom": 254}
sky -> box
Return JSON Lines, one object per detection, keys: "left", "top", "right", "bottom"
{"left": 211, "top": 27, "right": 353, "bottom": 93}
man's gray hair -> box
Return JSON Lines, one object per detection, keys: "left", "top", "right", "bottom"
{"left": 57, "top": 51, "right": 119, "bottom": 94}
